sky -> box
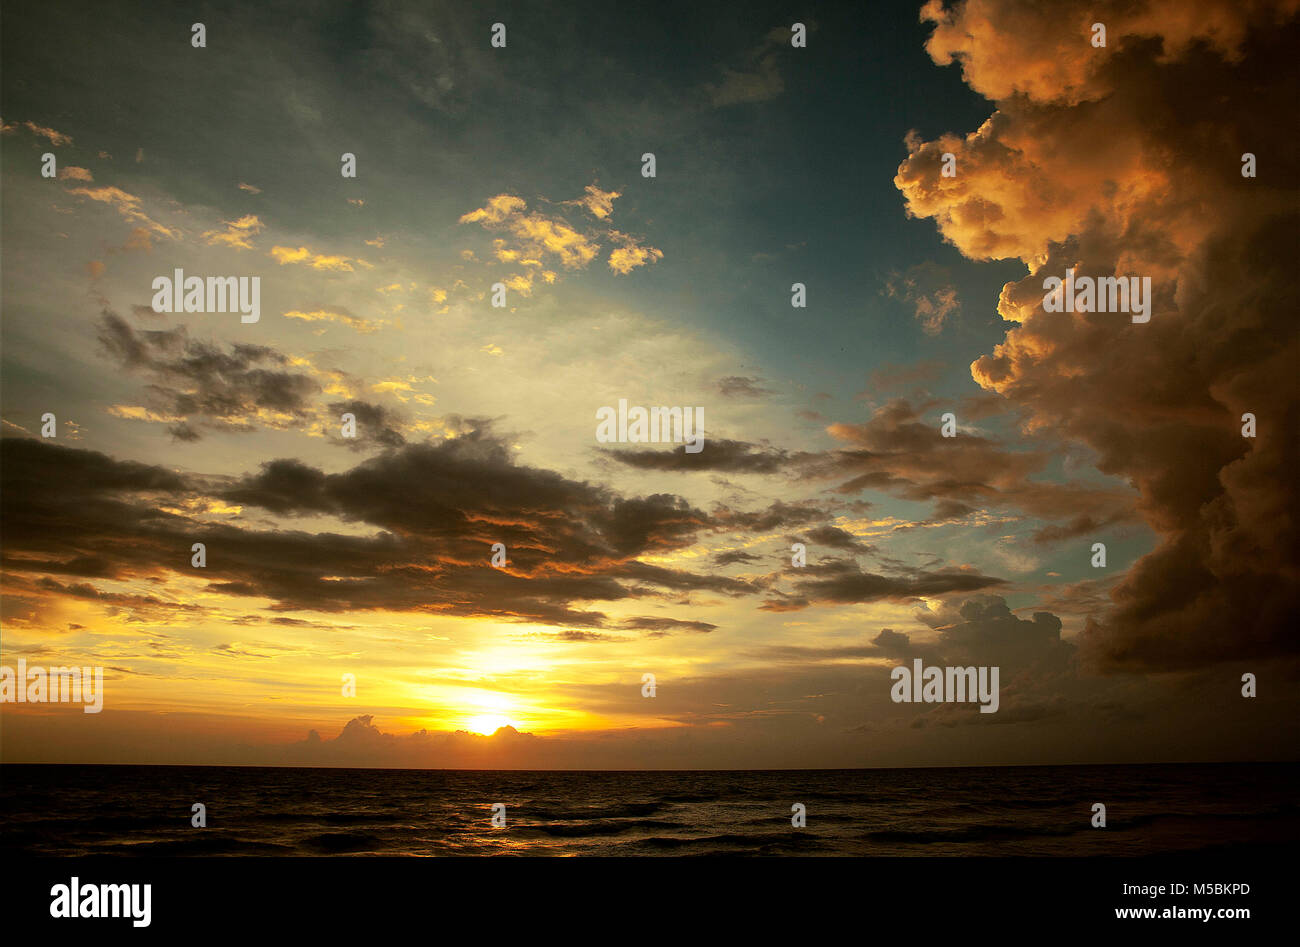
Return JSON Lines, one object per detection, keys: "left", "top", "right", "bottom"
{"left": 1, "top": 0, "right": 1296, "bottom": 769}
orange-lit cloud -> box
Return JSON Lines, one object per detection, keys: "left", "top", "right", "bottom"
{"left": 283, "top": 308, "right": 383, "bottom": 333}
{"left": 2, "top": 119, "right": 74, "bottom": 145}
{"left": 461, "top": 188, "right": 662, "bottom": 275}
{"left": 607, "top": 231, "right": 665, "bottom": 274}
{"left": 564, "top": 184, "right": 621, "bottom": 219}
{"left": 270, "top": 245, "right": 366, "bottom": 271}
{"left": 64, "top": 185, "right": 179, "bottom": 240}
{"left": 203, "top": 214, "right": 265, "bottom": 250}
{"left": 897, "top": 0, "right": 1300, "bottom": 671}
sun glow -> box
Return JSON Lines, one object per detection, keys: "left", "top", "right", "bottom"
{"left": 465, "top": 714, "right": 513, "bottom": 735}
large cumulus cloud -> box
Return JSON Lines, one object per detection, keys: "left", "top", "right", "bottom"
{"left": 896, "top": 0, "right": 1300, "bottom": 671}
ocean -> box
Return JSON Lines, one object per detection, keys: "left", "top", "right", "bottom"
{"left": 2, "top": 761, "right": 1296, "bottom": 857}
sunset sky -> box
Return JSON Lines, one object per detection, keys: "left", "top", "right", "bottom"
{"left": 2, "top": 0, "right": 1296, "bottom": 769}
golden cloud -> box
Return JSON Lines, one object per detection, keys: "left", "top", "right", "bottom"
{"left": 203, "top": 214, "right": 265, "bottom": 250}
{"left": 897, "top": 0, "right": 1300, "bottom": 671}
{"left": 270, "top": 245, "right": 367, "bottom": 271}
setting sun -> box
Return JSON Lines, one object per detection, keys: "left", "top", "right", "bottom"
{"left": 465, "top": 715, "right": 513, "bottom": 735}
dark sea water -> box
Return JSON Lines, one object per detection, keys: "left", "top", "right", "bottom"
{"left": 2, "top": 762, "right": 1296, "bottom": 857}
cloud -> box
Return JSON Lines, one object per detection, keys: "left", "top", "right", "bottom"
{"left": 810, "top": 399, "right": 1137, "bottom": 529}
{"left": 797, "top": 524, "right": 874, "bottom": 555}
{"left": 0, "top": 437, "right": 191, "bottom": 589}
{"left": 283, "top": 307, "right": 383, "bottom": 334}
{"left": 597, "top": 397, "right": 1138, "bottom": 548}
{"left": 820, "top": 398, "right": 1047, "bottom": 499}
{"left": 885, "top": 262, "right": 961, "bottom": 335}
{"left": 210, "top": 429, "right": 735, "bottom": 617}
{"left": 706, "top": 25, "right": 801, "bottom": 106}
{"left": 761, "top": 559, "right": 1006, "bottom": 612}
{"left": 920, "top": 0, "right": 1266, "bottom": 107}
{"left": 872, "top": 628, "right": 913, "bottom": 656}
{"left": 202, "top": 214, "right": 264, "bottom": 250}
{"left": 270, "top": 245, "right": 366, "bottom": 271}
{"left": 460, "top": 194, "right": 526, "bottom": 225}
{"left": 64, "top": 185, "right": 178, "bottom": 240}
{"left": 601, "top": 438, "right": 791, "bottom": 474}
{"left": 0, "top": 431, "right": 742, "bottom": 630}
{"left": 618, "top": 616, "right": 718, "bottom": 635}
{"left": 3, "top": 119, "right": 74, "bottom": 145}
{"left": 119, "top": 228, "right": 157, "bottom": 253}
{"left": 710, "top": 499, "right": 830, "bottom": 532}
{"left": 96, "top": 310, "right": 321, "bottom": 439}
{"left": 713, "top": 549, "right": 763, "bottom": 566}
{"left": 925, "top": 499, "right": 976, "bottom": 524}
{"left": 461, "top": 194, "right": 599, "bottom": 269}
{"left": 897, "top": 0, "right": 1300, "bottom": 671}
{"left": 564, "top": 184, "right": 621, "bottom": 219}
{"left": 461, "top": 188, "right": 661, "bottom": 280}
{"left": 716, "top": 375, "right": 773, "bottom": 398}
{"left": 325, "top": 399, "right": 407, "bottom": 451}
{"left": 607, "top": 230, "right": 664, "bottom": 274}
{"left": 280, "top": 716, "right": 545, "bottom": 768}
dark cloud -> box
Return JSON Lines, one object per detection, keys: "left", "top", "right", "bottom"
{"left": 796, "top": 524, "right": 875, "bottom": 555}
{"left": 0, "top": 432, "right": 737, "bottom": 629}
{"left": 97, "top": 309, "right": 320, "bottom": 439}
{"left": 872, "top": 628, "right": 911, "bottom": 656}
{"left": 760, "top": 559, "right": 1006, "bottom": 612}
{"left": 546, "top": 630, "right": 620, "bottom": 643}
{"left": 716, "top": 375, "right": 772, "bottom": 398}
{"left": 713, "top": 549, "right": 762, "bottom": 567}
{"left": 327, "top": 399, "right": 407, "bottom": 451}
{"left": 925, "top": 499, "right": 975, "bottom": 524}
{"left": 618, "top": 616, "right": 718, "bottom": 635}
{"left": 600, "top": 438, "right": 791, "bottom": 473}
{"left": 1031, "top": 512, "right": 1131, "bottom": 544}
{"left": 710, "top": 499, "right": 827, "bottom": 531}
{"left": 928, "top": 596, "right": 1070, "bottom": 671}
{"left": 805, "top": 398, "right": 1139, "bottom": 537}
{"left": 599, "top": 398, "right": 1139, "bottom": 554}
{"left": 818, "top": 398, "right": 1046, "bottom": 499}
